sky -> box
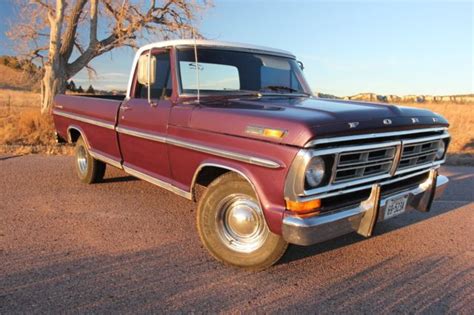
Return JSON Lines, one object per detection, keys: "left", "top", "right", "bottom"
{"left": 0, "top": 0, "right": 472, "bottom": 96}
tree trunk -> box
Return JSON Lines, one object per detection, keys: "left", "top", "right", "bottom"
{"left": 41, "top": 61, "right": 67, "bottom": 114}
{"left": 41, "top": 0, "right": 66, "bottom": 114}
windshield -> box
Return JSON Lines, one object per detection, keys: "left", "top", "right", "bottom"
{"left": 176, "top": 48, "right": 312, "bottom": 96}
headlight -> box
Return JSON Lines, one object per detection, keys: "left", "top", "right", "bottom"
{"left": 305, "top": 157, "right": 325, "bottom": 187}
{"left": 436, "top": 140, "right": 446, "bottom": 160}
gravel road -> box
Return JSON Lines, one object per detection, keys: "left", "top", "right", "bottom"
{"left": 1, "top": 155, "right": 473, "bottom": 313}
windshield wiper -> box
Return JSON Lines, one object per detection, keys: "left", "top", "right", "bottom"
{"left": 260, "top": 85, "right": 311, "bottom": 96}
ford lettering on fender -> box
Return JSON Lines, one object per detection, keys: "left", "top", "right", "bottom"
{"left": 53, "top": 39, "right": 450, "bottom": 270}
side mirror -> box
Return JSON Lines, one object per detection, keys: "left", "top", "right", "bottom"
{"left": 137, "top": 53, "right": 156, "bottom": 86}
{"left": 297, "top": 60, "right": 304, "bottom": 71}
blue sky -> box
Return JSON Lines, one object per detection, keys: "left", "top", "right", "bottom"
{"left": 0, "top": 0, "right": 472, "bottom": 96}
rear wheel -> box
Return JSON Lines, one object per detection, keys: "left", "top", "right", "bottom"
{"left": 197, "top": 172, "right": 288, "bottom": 270}
{"left": 74, "top": 136, "right": 106, "bottom": 184}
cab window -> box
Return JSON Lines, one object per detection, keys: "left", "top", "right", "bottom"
{"left": 134, "top": 51, "right": 172, "bottom": 99}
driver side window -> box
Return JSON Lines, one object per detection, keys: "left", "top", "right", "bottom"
{"left": 134, "top": 51, "right": 172, "bottom": 99}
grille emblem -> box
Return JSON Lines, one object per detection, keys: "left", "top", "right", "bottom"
{"left": 383, "top": 119, "right": 392, "bottom": 125}
{"left": 348, "top": 122, "right": 359, "bottom": 128}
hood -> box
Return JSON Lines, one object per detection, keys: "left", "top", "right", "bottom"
{"left": 188, "top": 96, "right": 449, "bottom": 147}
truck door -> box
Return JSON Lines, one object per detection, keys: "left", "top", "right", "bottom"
{"left": 117, "top": 49, "right": 173, "bottom": 180}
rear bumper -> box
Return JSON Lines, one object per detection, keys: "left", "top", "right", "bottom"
{"left": 282, "top": 169, "right": 448, "bottom": 246}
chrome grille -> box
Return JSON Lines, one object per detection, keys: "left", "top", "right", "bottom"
{"left": 333, "top": 147, "right": 396, "bottom": 183}
{"left": 398, "top": 140, "right": 440, "bottom": 169}
{"left": 295, "top": 128, "right": 450, "bottom": 199}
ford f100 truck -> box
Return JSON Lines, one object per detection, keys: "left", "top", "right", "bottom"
{"left": 53, "top": 39, "right": 450, "bottom": 270}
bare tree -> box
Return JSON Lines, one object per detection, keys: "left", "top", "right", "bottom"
{"left": 7, "top": 0, "right": 210, "bottom": 113}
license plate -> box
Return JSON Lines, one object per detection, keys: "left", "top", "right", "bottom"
{"left": 384, "top": 195, "right": 408, "bottom": 219}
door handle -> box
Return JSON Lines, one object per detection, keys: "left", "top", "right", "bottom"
{"left": 121, "top": 105, "right": 132, "bottom": 111}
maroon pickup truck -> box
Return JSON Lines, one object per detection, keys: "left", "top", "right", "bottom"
{"left": 53, "top": 39, "right": 450, "bottom": 270}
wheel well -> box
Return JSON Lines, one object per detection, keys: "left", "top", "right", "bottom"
{"left": 68, "top": 128, "right": 81, "bottom": 143}
{"left": 194, "top": 166, "right": 230, "bottom": 187}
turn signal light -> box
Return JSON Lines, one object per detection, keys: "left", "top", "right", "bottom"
{"left": 263, "top": 128, "right": 286, "bottom": 138}
{"left": 246, "top": 126, "right": 286, "bottom": 139}
{"left": 286, "top": 199, "right": 321, "bottom": 214}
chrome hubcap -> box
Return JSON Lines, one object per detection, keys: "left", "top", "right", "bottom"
{"left": 76, "top": 146, "right": 88, "bottom": 175}
{"left": 217, "top": 194, "right": 268, "bottom": 253}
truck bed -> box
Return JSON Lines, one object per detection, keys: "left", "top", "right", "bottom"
{"left": 52, "top": 94, "right": 123, "bottom": 164}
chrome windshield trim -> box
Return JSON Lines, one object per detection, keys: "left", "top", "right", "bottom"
{"left": 116, "top": 126, "right": 282, "bottom": 169}
{"left": 305, "top": 127, "right": 448, "bottom": 147}
{"left": 53, "top": 109, "right": 116, "bottom": 130}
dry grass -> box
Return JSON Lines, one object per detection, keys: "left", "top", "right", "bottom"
{"left": 398, "top": 102, "right": 474, "bottom": 165}
{"left": 0, "top": 89, "right": 72, "bottom": 155}
{"left": 0, "top": 88, "right": 472, "bottom": 165}
{"left": 0, "top": 65, "right": 41, "bottom": 91}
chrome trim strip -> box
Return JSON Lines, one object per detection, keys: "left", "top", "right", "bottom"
{"left": 305, "top": 127, "right": 448, "bottom": 147}
{"left": 116, "top": 126, "right": 282, "bottom": 169}
{"left": 190, "top": 162, "right": 263, "bottom": 205}
{"left": 402, "top": 133, "right": 450, "bottom": 145}
{"left": 311, "top": 140, "right": 400, "bottom": 156}
{"left": 123, "top": 165, "right": 192, "bottom": 200}
{"left": 53, "top": 109, "right": 116, "bottom": 130}
{"left": 116, "top": 126, "right": 167, "bottom": 143}
{"left": 395, "top": 160, "right": 445, "bottom": 176}
{"left": 67, "top": 125, "right": 90, "bottom": 147}
{"left": 89, "top": 149, "right": 123, "bottom": 169}
{"left": 167, "top": 137, "right": 281, "bottom": 169}
{"left": 389, "top": 143, "right": 403, "bottom": 175}
{"left": 296, "top": 166, "right": 439, "bottom": 202}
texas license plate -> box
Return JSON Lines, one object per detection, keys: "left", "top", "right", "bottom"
{"left": 384, "top": 195, "right": 408, "bottom": 219}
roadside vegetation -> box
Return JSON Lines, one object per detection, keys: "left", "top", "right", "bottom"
{"left": 0, "top": 89, "right": 72, "bottom": 155}
{"left": 0, "top": 87, "right": 472, "bottom": 165}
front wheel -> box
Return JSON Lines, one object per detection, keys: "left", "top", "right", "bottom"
{"left": 74, "top": 136, "right": 106, "bottom": 184}
{"left": 196, "top": 173, "right": 288, "bottom": 270}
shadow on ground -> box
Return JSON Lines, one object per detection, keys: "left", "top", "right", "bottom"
{"left": 1, "top": 242, "right": 472, "bottom": 313}
{"left": 0, "top": 162, "right": 472, "bottom": 313}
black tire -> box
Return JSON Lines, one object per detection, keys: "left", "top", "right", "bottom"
{"left": 74, "top": 136, "right": 106, "bottom": 184}
{"left": 197, "top": 172, "right": 288, "bottom": 270}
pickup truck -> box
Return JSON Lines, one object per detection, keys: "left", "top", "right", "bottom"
{"left": 53, "top": 39, "right": 450, "bottom": 270}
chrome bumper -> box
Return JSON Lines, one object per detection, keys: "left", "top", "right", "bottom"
{"left": 282, "top": 169, "right": 449, "bottom": 246}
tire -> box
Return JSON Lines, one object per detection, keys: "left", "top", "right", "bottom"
{"left": 197, "top": 172, "right": 288, "bottom": 270}
{"left": 74, "top": 136, "right": 106, "bottom": 184}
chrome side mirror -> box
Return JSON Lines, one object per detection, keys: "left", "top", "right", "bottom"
{"left": 137, "top": 53, "right": 156, "bottom": 86}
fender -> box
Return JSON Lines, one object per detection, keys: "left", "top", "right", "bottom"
{"left": 190, "top": 159, "right": 285, "bottom": 234}
{"left": 67, "top": 125, "right": 123, "bottom": 169}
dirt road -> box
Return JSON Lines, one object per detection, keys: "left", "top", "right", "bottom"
{"left": 1, "top": 155, "right": 473, "bottom": 313}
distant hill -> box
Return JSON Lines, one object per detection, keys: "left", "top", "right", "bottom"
{"left": 317, "top": 92, "right": 474, "bottom": 104}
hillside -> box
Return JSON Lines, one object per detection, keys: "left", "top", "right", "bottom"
{"left": 318, "top": 92, "right": 474, "bottom": 104}
{"left": 0, "top": 64, "right": 41, "bottom": 91}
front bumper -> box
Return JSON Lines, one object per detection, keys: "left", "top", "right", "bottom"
{"left": 282, "top": 169, "right": 449, "bottom": 246}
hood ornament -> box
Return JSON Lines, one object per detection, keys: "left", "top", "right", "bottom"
{"left": 383, "top": 119, "right": 392, "bottom": 125}
{"left": 348, "top": 122, "right": 359, "bottom": 128}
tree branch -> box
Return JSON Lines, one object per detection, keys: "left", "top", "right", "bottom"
{"left": 60, "top": 0, "right": 87, "bottom": 60}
